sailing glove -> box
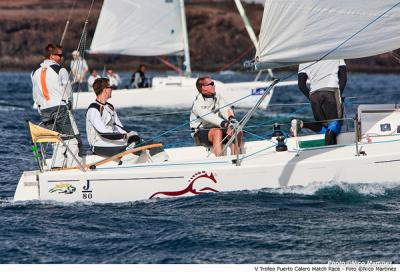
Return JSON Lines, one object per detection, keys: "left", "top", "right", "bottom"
{"left": 127, "top": 131, "right": 141, "bottom": 145}
{"left": 229, "top": 118, "right": 239, "bottom": 125}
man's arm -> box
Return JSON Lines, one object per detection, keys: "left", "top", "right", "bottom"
{"left": 338, "top": 65, "right": 347, "bottom": 96}
{"left": 31, "top": 70, "right": 40, "bottom": 106}
{"left": 218, "top": 95, "right": 234, "bottom": 121}
{"left": 59, "top": 68, "right": 73, "bottom": 104}
{"left": 113, "top": 110, "right": 129, "bottom": 134}
{"left": 192, "top": 100, "right": 228, "bottom": 129}
{"left": 298, "top": 73, "right": 310, "bottom": 99}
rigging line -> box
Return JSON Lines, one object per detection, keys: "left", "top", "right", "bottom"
{"left": 239, "top": 144, "right": 277, "bottom": 162}
{"left": 391, "top": 51, "right": 400, "bottom": 63}
{"left": 316, "top": 2, "right": 400, "bottom": 65}
{"left": 242, "top": 129, "right": 266, "bottom": 140}
{"left": 137, "top": 93, "right": 255, "bottom": 147}
{"left": 125, "top": 4, "right": 400, "bottom": 151}
{"left": 85, "top": 0, "right": 96, "bottom": 22}
{"left": 158, "top": 57, "right": 184, "bottom": 75}
{"left": 215, "top": 44, "right": 255, "bottom": 73}
{"left": 231, "top": 3, "right": 400, "bottom": 160}
{"left": 255, "top": 1, "right": 400, "bottom": 86}
{"left": 44, "top": 1, "right": 96, "bottom": 155}
{"left": 220, "top": 79, "right": 279, "bottom": 155}
{"left": 73, "top": 0, "right": 96, "bottom": 107}
{"left": 268, "top": 102, "right": 309, "bottom": 107}
{"left": 59, "top": 0, "right": 77, "bottom": 45}
{"left": 131, "top": 115, "right": 354, "bottom": 138}
{"left": 215, "top": 127, "right": 279, "bottom": 154}
{"left": 119, "top": 94, "right": 367, "bottom": 120}
{"left": 123, "top": 110, "right": 191, "bottom": 119}
{"left": 294, "top": 1, "right": 400, "bottom": 80}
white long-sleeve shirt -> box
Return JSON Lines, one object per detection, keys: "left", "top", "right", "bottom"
{"left": 298, "top": 59, "right": 346, "bottom": 93}
{"left": 31, "top": 59, "right": 72, "bottom": 110}
{"left": 190, "top": 93, "right": 233, "bottom": 137}
{"left": 70, "top": 57, "right": 89, "bottom": 83}
{"left": 87, "top": 74, "right": 100, "bottom": 92}
{"left": 86, "top": 100, "right": 127, "bottom": 148}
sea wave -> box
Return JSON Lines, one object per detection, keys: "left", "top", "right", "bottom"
{"left": 264, "top": 180, "right": 400, "bottom": 196}
{"left": 0, "top": 100, "right": 28, "bottom": 111}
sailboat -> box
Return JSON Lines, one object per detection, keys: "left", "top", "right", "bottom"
{"left": 71, "top": 0, "right": 296, "bottom": 110}
{"left": 15, "top": 0, "right": 400, "bottom": 203}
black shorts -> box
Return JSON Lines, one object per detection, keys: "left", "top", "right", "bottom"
{"left": 309, "top": 88, "right": 342, "bottom": 122}
{"left": 194, "top": 128, "right": 228, "bottom": 147}
{"left": 93, "top": 146, "right": 126, "bottom": 157}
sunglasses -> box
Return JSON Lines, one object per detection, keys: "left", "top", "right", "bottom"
{"left": 55, "top": 53, "right": 63, "bottom": 58}
{"left": 203, "top": 81, "right": 215, "bottom": 87}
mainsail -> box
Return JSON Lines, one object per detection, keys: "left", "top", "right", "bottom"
{"left": 90, "top": 0, "right": 186, "bottom": 57}
{"left": 255, "top": 0, "right": 400, "bottom": 69}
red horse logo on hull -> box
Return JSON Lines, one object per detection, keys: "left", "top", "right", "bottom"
{"left": 150, "top": 171, "right": 219, "bottom": 199}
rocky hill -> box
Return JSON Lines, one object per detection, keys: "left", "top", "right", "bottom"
{"left": 0, "top": 0, "right": 399, "bottom": 73}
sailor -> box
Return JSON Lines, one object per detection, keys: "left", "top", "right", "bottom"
{"left": 190, "top": 76, "right": 243, "bottom": 156}
{"left": 106, "top": 69, "right": 121, "bottom": 90}
{"left": 70, "top": 50, "right": 89, "bottom": 92}
{"left": 86, "top": 77, "right": 168, "bottom": 162}
{"left": 130, "top": 64, "right": 149, "bottom": 88}
{"left": 87, "top": 69, "right": 100, "bottom": 92}
{"left": 292, "top": 59, "right": 347, "bottom": 145}
{"left": 31, "top": 43, "right": 82, "bottom": 168}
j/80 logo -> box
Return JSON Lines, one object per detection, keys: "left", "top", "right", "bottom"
{"left": 82, "top": 180, "right": 93, "bottom": 199}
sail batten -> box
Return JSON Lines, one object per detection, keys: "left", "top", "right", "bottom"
{"left": 90, "top": 0, "right": 185, "bottom": 56}
{"left": 255, "top": 0, "right": 400, "bottom": 69}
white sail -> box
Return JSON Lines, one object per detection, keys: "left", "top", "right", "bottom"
{"left": 90, "top": 0, "right": 186, "bottom": 56}
{"left": 255, "top": 0, "right": 400, "bottom": 69}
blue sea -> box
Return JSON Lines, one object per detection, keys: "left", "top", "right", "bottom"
{"left": 0, "top": 71, "right": 400, "bottom": 263}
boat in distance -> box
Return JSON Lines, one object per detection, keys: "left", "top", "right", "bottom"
{"left": 71, "top": 76, "right": 297, "bottom": 109}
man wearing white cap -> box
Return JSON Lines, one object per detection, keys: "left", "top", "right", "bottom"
{"left": 70, "top": 50, "right": 89, "bottom": 92}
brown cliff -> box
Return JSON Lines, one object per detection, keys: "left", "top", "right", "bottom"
{"left": 0, "top": 0, "right": 399, "bottom": 73}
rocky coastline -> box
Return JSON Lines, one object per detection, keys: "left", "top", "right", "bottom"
{"left": 0, "top": 0, "right": 399, "bottom": 73}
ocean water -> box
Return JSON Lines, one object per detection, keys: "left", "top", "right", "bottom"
{"left": 0, "top": 71, "right": 400, "bottom": 263}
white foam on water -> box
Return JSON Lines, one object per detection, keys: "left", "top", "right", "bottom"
{"left": 261, "top": 180, "right": 400, "bottom": 197}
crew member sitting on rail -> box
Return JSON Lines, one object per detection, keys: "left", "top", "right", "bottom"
{"left": 190, "top": 76, "right": 243, "bottom": 156}
{"left": 86, "top": 78, "right": 168, "bottom": 163}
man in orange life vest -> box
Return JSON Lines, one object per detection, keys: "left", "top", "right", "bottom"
{"left": 31, "top": 44, "right": 82, "bottom": 168}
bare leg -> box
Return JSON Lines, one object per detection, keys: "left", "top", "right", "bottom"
{"left": 208, "top": 128, "right": 223, "bottom": 156}
{"left": 231, "top": 130, "right": 243, "bottom": 155}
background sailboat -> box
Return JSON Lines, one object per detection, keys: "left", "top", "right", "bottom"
{"left": 69, "top": 0, "right": 296, "bottom": 110}
{"left": 90, "top": 0, "right": 192, "bottom": 74}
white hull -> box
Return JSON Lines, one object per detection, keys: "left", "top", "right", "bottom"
{"left": 14, "top": 132, "right": 400, "bottom": 204}
{"left": 72, "top": 77, "right": 297, "bottom": 109}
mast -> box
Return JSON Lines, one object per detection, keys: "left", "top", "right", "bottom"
{"left": 179, "top": 0, "right": 191, "bottom": 75}
{"left": 233, "top": 0, "right": 273, "bottom": 77}
{"left": 234, "top": 0, "right": 258, "bottom": 51}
